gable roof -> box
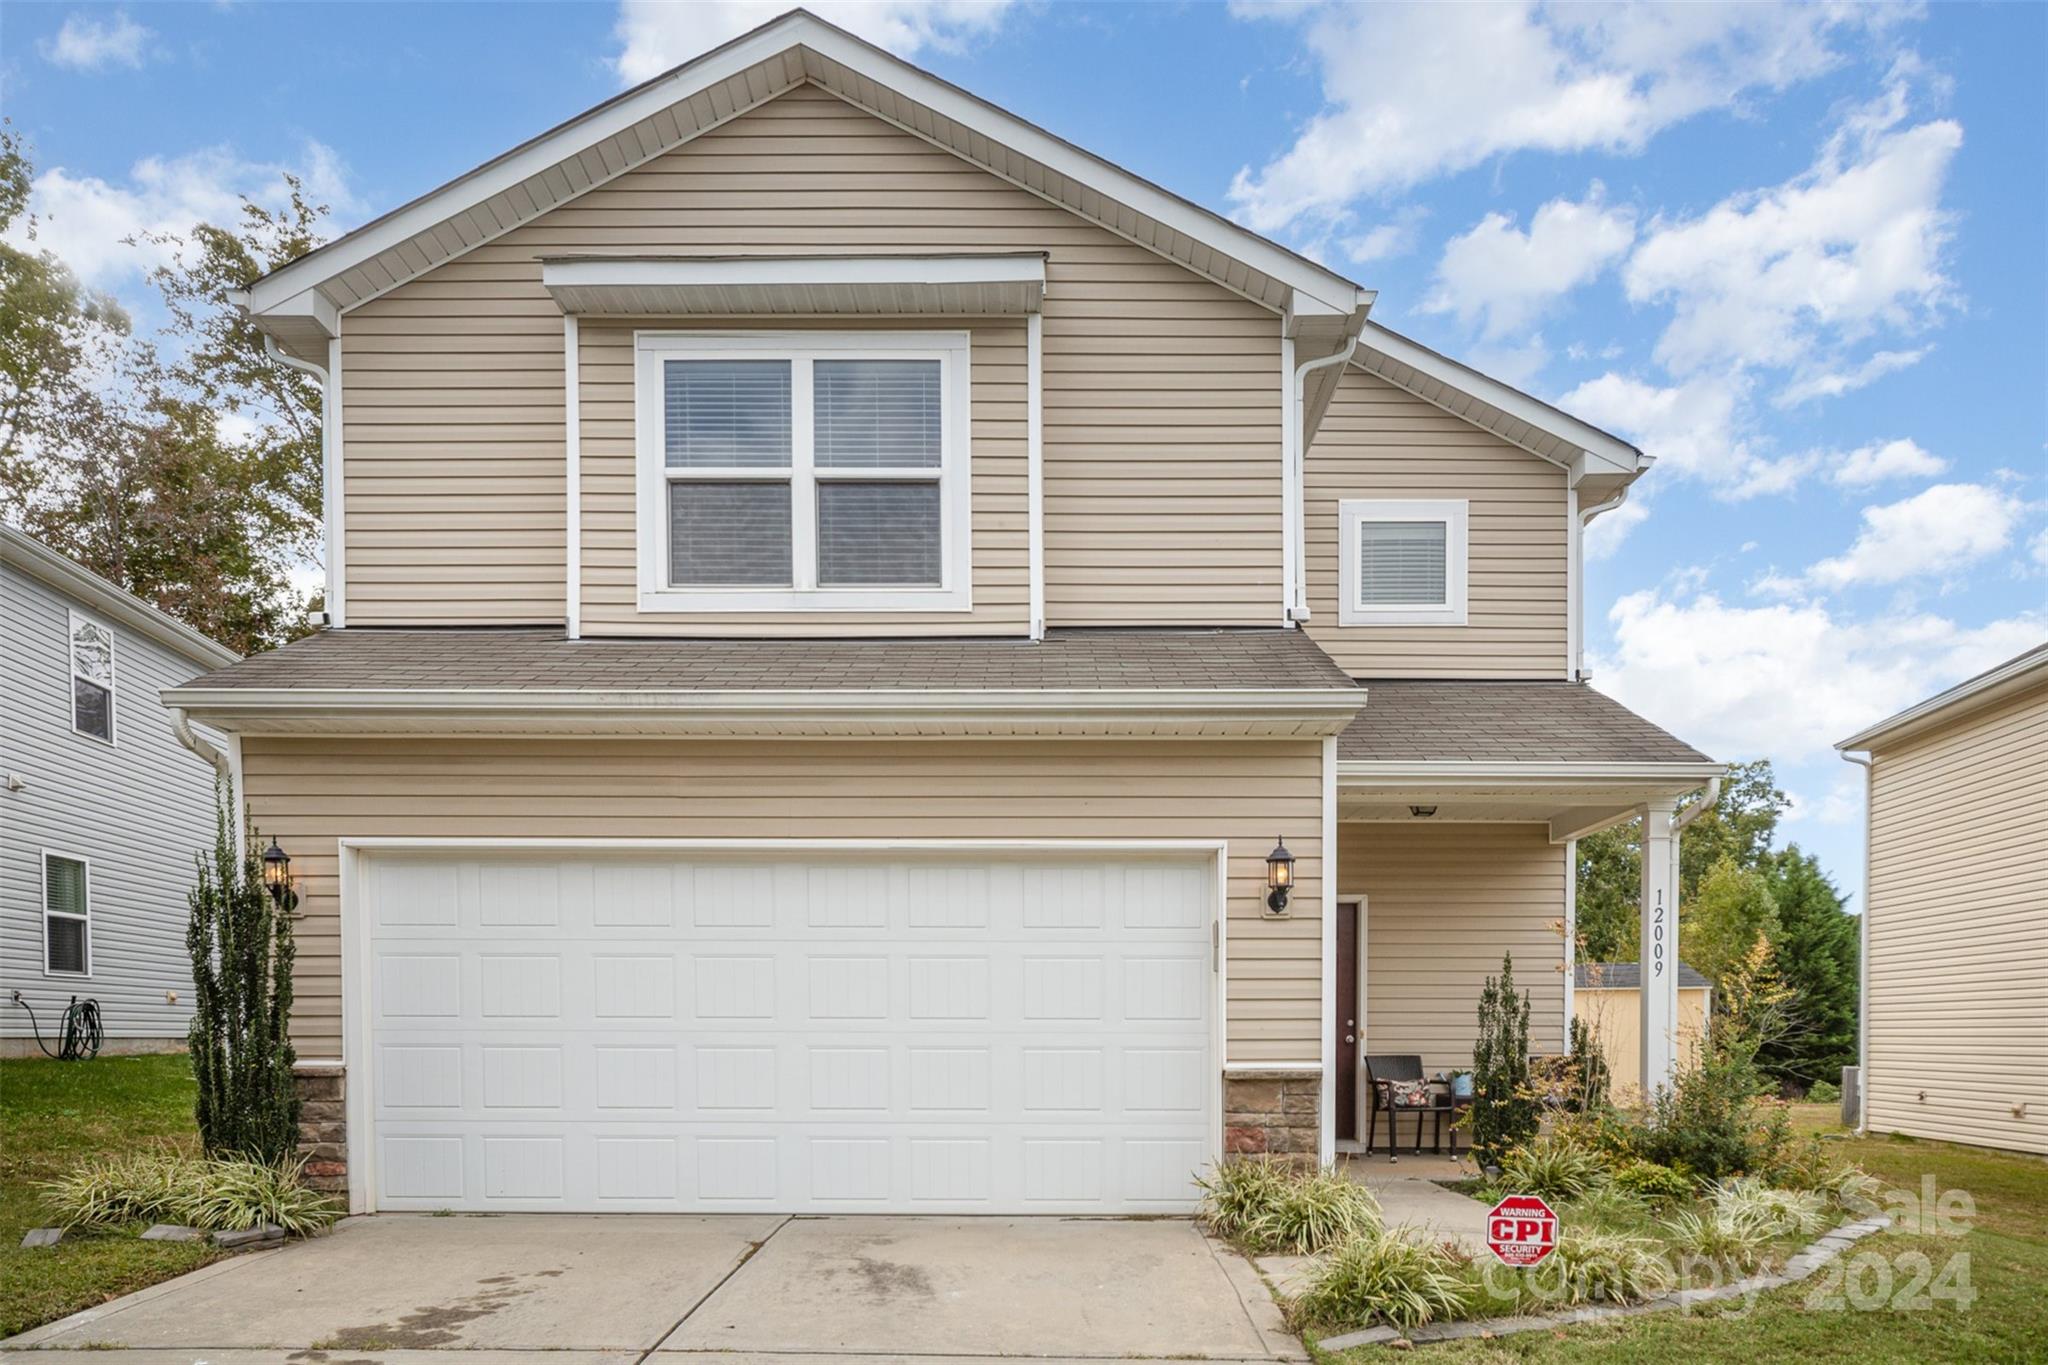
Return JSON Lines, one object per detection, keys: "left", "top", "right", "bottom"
{"left": 1337, "top": 680, "right": 1713, "bottom": 767}
{"left": 1837, "top": 642, "right": 2048, "bottom": 752}
{"left": 242, "top": 9, "right": 1367, "bottom": 359}
{"left": 0, "top": 524, "right": 239, "bottom": 670}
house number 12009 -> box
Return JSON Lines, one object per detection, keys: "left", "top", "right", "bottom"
{"left": 1650, "top": 889, "right": 1666, "bottom": 977}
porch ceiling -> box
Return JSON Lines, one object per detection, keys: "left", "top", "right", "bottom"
{"left": 1338, "top": 770, "right": 1719, "bottom": 842}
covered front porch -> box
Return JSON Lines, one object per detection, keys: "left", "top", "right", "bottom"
{"left": 1327, "top": 681, "right": 1722, "bottom": 1154}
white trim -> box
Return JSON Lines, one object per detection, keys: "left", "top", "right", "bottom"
{"left": 1340, "top": 759, "right": 1726, "bottom": 783}
{"left": 39, "top": 849, "right": 92, "bottom": 979}
{"left": 337, "top": 835, "right": 1231, "bottom": 1215}
{"left": 1026, "top": 312, "right": 1045, "bottom": 640}
{"left": 1319, "top": 733, "right": 1338, "bottom": 1165}
{"left": 1836, "top": 644, "right": 2048, "bottom": 752}
{"left": 244, "top": 13, "right": 1361, "bottom": 323}
{"left": 326, "top": 336, "right": 346, "bottom": 628}
{"left": 633, "top": 330, "right": 972, "bottom": 614}
{"left": 0, "top": 526, "right": 235, "bottom": 671}
{"left": 66, "top": 608, "right": 117, "bottom": 745}
{"left": 564, "top": 316, "right": 581, "bottom": 640}
{"left": 1280, "top": 335, "right": 1298, "bottom": 627}
{"left": 1337, "top": 499, "right": 1468, "bottom": 627}
{"left": 227, "top": 732, "right": 246, "bottom": 861}
{"left": 1565, "top": 482, "right": 1581, "bottom": 681}
{"left": 1223, "top": 1061, "right": 1322, "bottom": 1074}
{"left": 1562, "top": 837, "right": 1577, "bottom": 1052}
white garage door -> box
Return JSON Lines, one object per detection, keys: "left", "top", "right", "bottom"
{"left": 359, "top": 850, "right": 1217, "bottom": 1213}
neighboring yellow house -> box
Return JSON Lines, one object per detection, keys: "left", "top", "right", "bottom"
{"left": 162, "top": 11, "right": 1722, "bottom": 1215}
{"left": 1572, "top": 962, "right": 1710, "bottom": 1103}
{"left": 1837, "top": 643, "right": 2048, "bottom": 1156}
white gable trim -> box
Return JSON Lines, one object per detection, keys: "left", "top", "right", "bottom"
{"left": 244, "top": 11, "right": 1362, "bottom": 333}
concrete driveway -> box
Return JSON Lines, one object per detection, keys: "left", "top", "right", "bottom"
{"left": 3, "top": 1214, "right": 1303, "bottom": 1364}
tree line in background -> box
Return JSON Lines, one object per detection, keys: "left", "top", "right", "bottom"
{"left": 1574, "top": 758, "right": 1860, "bottom": 1094}
{"left": 0, "top": 125, "right": 327, "bottom": 655}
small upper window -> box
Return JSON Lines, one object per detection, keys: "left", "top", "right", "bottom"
{"left": 1338, "top": 499, "right": 1468, "bottom": 626}
{"left": 43, "top": 853, "right": 90, "bottom": 976}
{"left": 69, "top": 612, "right": 114, "bottom": 742}
{"left": 636, "top": 333, "right": 971, "bottom": 614}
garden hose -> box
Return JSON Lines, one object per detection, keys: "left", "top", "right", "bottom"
{"left": 9, "top": 991, "right": 104, "bottom": 1060}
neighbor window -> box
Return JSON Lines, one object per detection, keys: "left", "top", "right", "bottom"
{"left": 43, "top": 853, "right": 90, "bottom": 976}
{"left": 1337, "top": 499, "right": 1468, "bottom": 626}
{"left": 636, "top": 333, "right": 971, "bottom": 612}
{"left": 68, "top": 611, "right": 115, "bottom": 742}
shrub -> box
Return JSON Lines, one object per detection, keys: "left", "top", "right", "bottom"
{"left": 188, "top": 785, "right": 301, "bottom": 1163}
{"left": 1533, "top": 1231, "right": 1673, "bottom": 1306}
{"left": 1565, "top": 1015, "right": 1612, "bottom": 1112}
{"left": 1197, "top": 1160, "right": 1380, "bottom": 1255}
{"left": 1499, "top": 1134, "right": 1608, "bottom": 1203}
{"left": 1609, "top": 1159, "right": 1696, "bottom": 1203}
{"left": 43, "top": 1149, "right": 340, "bottom": 1236}
{"left": 1290, "top": 1229, "right": 1474, "bottom": 1332}
{"left": 1468, "top": 953, "right": 1537, "bottom": 1165}
{"left": 1806, "top": 1077, "right": 1841, "bottom": 1105}
{"left": 1636, "top": 1043, "right": 1770, "bottom": 1181}
{"left": 1566, "top": 1184, "right": 1653, "bottom": 1232}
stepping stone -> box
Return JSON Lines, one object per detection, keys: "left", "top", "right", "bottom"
{"left": 20, "top": 1227, "right": 64, "bottom": 1248}
{"left": 141, "top": 1224, "right": 203, "bottom": 1242}
{"left": 212, "top": 1223, "right": 287, "bottom": 1248}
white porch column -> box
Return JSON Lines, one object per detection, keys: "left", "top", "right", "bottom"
{"left": 1639, "top": 800, "right": 1680, "bottom": 1096}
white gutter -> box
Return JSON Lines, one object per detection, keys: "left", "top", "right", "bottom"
{"left": 1338, "top": 760, "right": 1725, "bottom": 785}
{"left": 1671, "top": 775, "right": 1721, "bottom": 832}
{"left": 260, "top": 332, "right": 342, "bottom": 627}
{"left": 1842, "top": 752, "right": 1873, "bottom": 1134}
{"left": 1287, "top": 342, "right": 1357, "bottom": 622}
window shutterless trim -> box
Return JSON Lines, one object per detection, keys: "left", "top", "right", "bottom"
{"left": 634, "top": 331, "right": 972, "bottom": 614}
{"left": 1337, "top": 498, "right": 1469, "bottom": 627}
{"left": 40, "top": 849, "right": 92, "bottom": 979}
{"left": 67, "top": 609, "right": 116, "bottom": 745}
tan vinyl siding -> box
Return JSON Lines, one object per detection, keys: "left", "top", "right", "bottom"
{"left": 1340, "top": 822, "right": 1567, "bottom": 1074}
{"left": 245, "top": 737, "right": 1325, "bottom": 1064}
{"left": 1864, "top": 681, "right": 2048, "bottom": 1154}
{"left": 339, "top": 84, "right": 1282, "bottom": 631}
{"left": 1575, "top": 986, "right": 1709, "bottom": 1102}
{"left": 1305, "top": 369, "right": 1568, "bottom": 678}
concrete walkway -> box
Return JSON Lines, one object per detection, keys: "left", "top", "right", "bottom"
{"left": 3, "top": 1213, "right": 1305, "bottom": 1364}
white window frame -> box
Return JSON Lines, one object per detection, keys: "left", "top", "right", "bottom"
{"left": 634, "top": 330, "right": 973, "bottom": 614}
{"left": 41, "top": 850, "right": 92, "bottom": 978}
{"left": 1338, "top": 498, "right": 1469, "bottom": 627}
{"left": 67, "top": 609, "right": 116, "bottom": 744}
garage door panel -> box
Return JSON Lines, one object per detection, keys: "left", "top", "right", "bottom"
{"left": 364, "top": 851, "right": 1215, "bottom": 1213}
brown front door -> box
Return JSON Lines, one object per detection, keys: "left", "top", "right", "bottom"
{"left": 1334, "top": 901, "right": 1359, "bottom": 1140}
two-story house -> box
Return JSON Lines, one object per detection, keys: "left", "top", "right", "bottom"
{"left": 164, "top": 11, "right": 1719, "bottom": 1214}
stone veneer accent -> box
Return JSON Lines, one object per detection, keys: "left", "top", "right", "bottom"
{"left": 1224, "top": 1070, "right": 1320, "bottom": 1159}
{"left": 295, "top": 1064, "right": 347, "bottom": 1198}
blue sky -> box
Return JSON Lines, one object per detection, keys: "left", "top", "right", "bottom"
{"left": 6, "top": 1, "right": 2045, "bottom": 905}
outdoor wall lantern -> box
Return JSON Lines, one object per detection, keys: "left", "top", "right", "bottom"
{"left": 1264, "top": 837, "right": 1295, "bottom": 916}
{"left": 261, "top": 839, "right": 297, "bottom": 911}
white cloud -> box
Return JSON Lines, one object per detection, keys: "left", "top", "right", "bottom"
{"left": 1341, "top": 207, "right": 1427, "bottom": 266}
{"left": 612, "top": 0, "right": 1016, "bottom": 84}
{"left": 40, "top": 10, "right": 150, "bottom": 72}
{"left": 1623, "top": 87, "right": 1961, "bottom": 376}
{"left": 1774, "top": 346, "right": 1929, "bottom": 407}
{"left": 2033, "top": 526, "right": 2048, "bottom": 571}
{"left": 1560, "top": 370, "right": 1815, "bottom": 499}
{"left": 1583, "top": 494, "right": 1650, "bottom": 562}
{"left": 4, "top": 143, "right": 356, "bottom": 291}
{"left": 1425, "top": 187, "right": 1635, "bottom": 337}
{"left": 1827, "top": 437, "right": 1947, "bottom": 487}
{"left": 1227, "top": 1, "right": 1894, "bottom": 234}
{"left": 1590, "top": 589, "right": 2045, "bottom": 763}
{"left": 1808, "top": 483, "right": 2024, "bottom": 589}
{"left": 1787, "top": 768, "right": 1867, "bottom": 827}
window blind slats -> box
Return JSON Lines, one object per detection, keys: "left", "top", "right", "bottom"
{"left": 1358, "top": 520, "right": 1448, "bottom": 606}
{"left": 818, "top": 482, "right": 942, "bottom": 586}
{"left": 664, "top": 360, "right": 792, "bottom": 467}
{"left": 669, "top": 483, "right": 793, "bottom": 586}
{"left": 814, "top": 359, "right": 942, "bottom": 468}
{"left": 44, "top": 856, "right": 87, "bottom": 919}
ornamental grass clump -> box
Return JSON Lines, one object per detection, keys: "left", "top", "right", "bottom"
{"left": 1662, "top": 1208, "right": 1771, "bottom": 1273}
{"left": 1197, "top": 1158, "right": 1381, "bottom": 1254}
{"left": 1711, "top": 1175, "right": 1829, "bottom": 1238}
{"left": 1498, "top": 1134, "right": 1608, "bottom": 1203}
{"left": 1531, "top": 1231, "right": 1674, "bottom": 1307}
{"left": 42, "top": 1148, "right": 340, "bottom": 1236}
{"left": 1290, "top": 1228, "right": 1474, "bottom": 1333}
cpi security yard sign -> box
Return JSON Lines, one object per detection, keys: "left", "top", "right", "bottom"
{"left": 1485, "top": 1194, "right": 1558, "bottom": 1267}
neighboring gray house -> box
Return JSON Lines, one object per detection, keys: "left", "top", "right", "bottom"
{"left": 2, "top": 524, "right": 239, "bottom": 1056}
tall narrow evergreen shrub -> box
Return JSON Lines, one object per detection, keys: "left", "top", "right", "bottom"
{"left": 1469, "top": 952, "right": 1537, "bottom": 1166}
{"left": 1567, "top": 1014, "right": 1612, "bottom": 1111}
{"left": 187, "top": 781, "right": 300, "bottom": 1163}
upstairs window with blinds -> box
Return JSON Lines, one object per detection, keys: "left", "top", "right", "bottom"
{"left": 43, "top": 853, "right": 90, "bottom": 975}
{"left": 639, "top": 335, "right": 969, "bottom": 613}
{"left": 1338, "top": 499, "right": 1469, "bottom": 627}
{"left": 69, "top": 611, "right": 115, "bottom": 742}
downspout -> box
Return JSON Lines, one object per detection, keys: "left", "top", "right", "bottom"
{"left": 1842, "top": 752, "right": 1873, "bottom": 1134}
{"left": 169, "top": 706, "right": 229, "bottom": 779}
{"left": 1289, "top": 344, "right": 1357, "bottom": 622}
{"left": 1671, "top": 775, "right": 1721, "bottom": 832}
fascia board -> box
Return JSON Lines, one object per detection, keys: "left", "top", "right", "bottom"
{"left": 1337, "top": 760, "right": 1725, "bottom": 786}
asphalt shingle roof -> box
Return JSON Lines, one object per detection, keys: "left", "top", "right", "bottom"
{"left": 1340, "top": 680, "right": 1713, "bottom": 765}
{"left": 183, "top": 627, "right": 1362, "bottom": 694}
{"left": 1576, "top": 962, "right": 1711, "bottom": 991}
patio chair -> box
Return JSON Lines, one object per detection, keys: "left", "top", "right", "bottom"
{"left": 1363, "top": 1054, "right": 1433, "bottom": 1162}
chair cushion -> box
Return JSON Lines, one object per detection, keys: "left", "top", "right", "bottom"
{"left": 1379, "top": 1078, "right": 1433, "bottom": 1109}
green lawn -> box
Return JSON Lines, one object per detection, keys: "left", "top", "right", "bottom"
{"left": 1315, "top": 1104, "right": 2048, "bottom": 1363}
{"left": 0, "top": 1054, "right": 222, "bottom": 1339}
